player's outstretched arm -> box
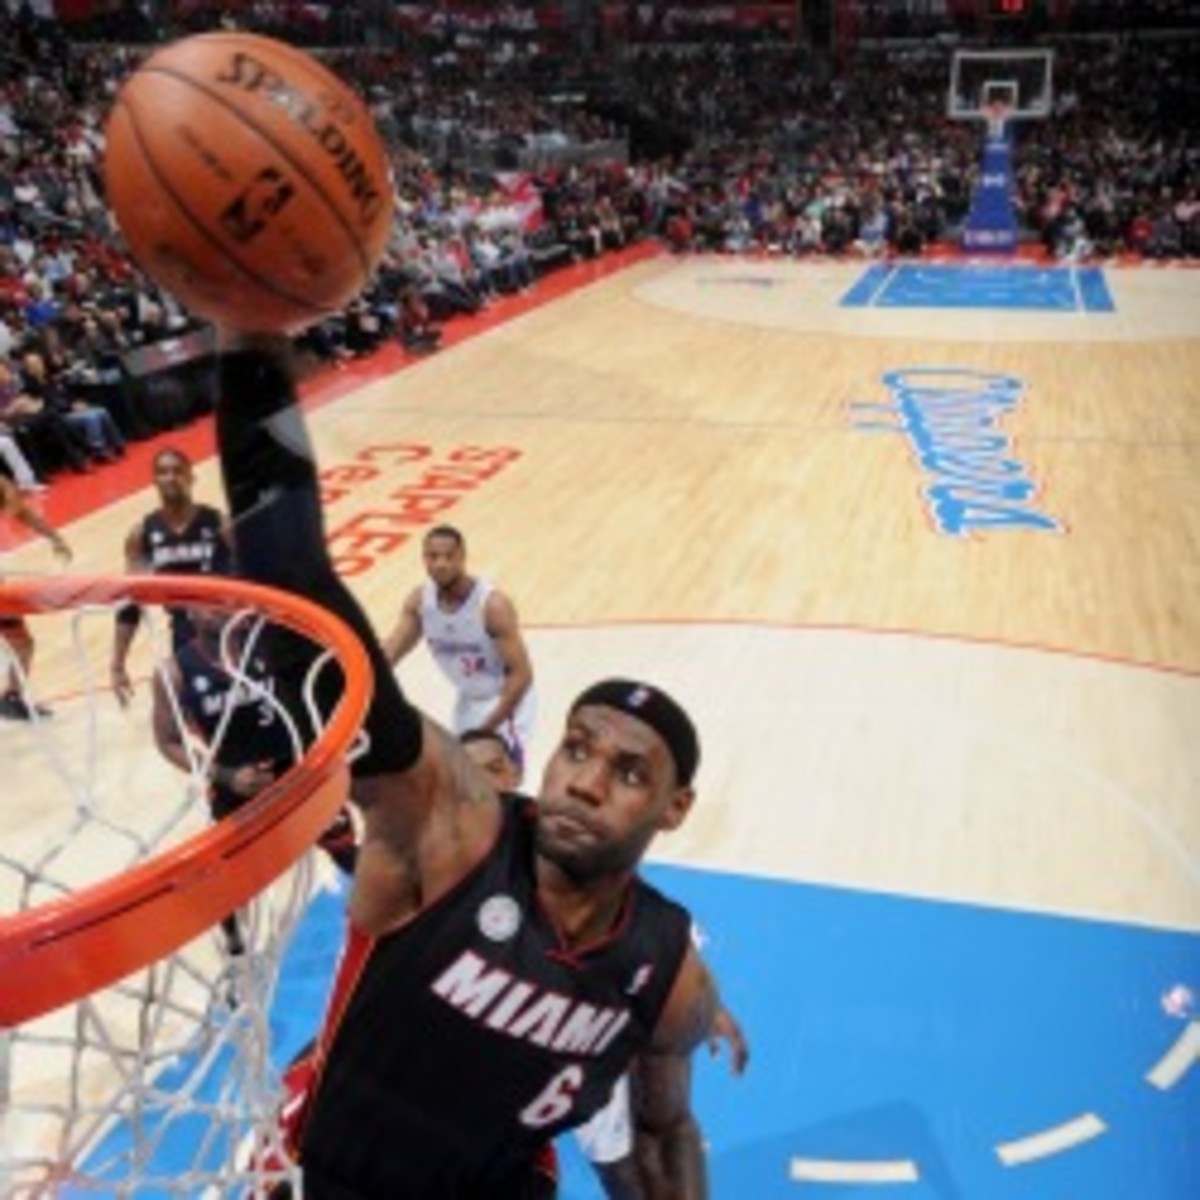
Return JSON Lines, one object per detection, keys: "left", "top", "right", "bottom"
{"left": 214, "top": 332, "right": 501, "bottom": 933}
{"left": 215, "top": 332, "right": 423, "bottom": 773}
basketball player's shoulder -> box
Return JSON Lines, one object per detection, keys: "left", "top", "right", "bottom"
{"left": 631, "top": 869, "right": 691, "bottom": 918}
{"left": 132, "top": 509, "right": 159, "bottom": 550}
{"left": 628, "top": 874, "right": 693, "bottom": 953}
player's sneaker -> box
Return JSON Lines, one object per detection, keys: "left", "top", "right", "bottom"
{"left": 0, "top": 692, "right": 52, "bottom": 720}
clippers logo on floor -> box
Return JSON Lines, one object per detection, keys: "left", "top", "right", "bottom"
{"left": 849, "top": 368, "right": 1062, "bottom": 537}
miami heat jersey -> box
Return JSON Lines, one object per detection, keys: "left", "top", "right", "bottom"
{"left": 299, "top": 798, "right": 692, "bottom": 1199}
{"left": 139, "top": 505, "right": 232, "bottom": 648}
{"left": 139, "top": 504, "right": 231, "bottom": 577}
{"left": 420, "top": 578, "right": 506, "bottom": 701}
{"left": 175, "top": 639, "right": 294, "bottom": 818}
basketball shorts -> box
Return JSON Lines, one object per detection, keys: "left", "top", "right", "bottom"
{"left": 573, "top": 1074, "right": 632, "bottom": 1165}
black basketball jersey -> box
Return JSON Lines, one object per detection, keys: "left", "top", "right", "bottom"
{"left": 139, "top": 503, "right": 231, "bottom": 576}
{"left": 299, "top": 797, "right": 692, "bottom": 1200}
{"left": 175, "top": 639, "right": 295, "bottom": 818}
{"left": 139, "top": 505, "right": 232, "bottom": 647}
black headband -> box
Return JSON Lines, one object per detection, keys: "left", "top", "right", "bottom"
{"left": 569, "top": 679, "right": 699, "bottom": 786}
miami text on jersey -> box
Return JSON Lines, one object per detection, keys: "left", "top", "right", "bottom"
{"left": 432, "top": 950, "right": 631, "bottom": 1056}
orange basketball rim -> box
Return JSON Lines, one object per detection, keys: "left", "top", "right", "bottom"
{"left": 0, "top": 574, "right": 371, "bottom": 1026}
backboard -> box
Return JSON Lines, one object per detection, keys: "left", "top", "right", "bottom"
{"left": 948, "top": 48, "right": 1054, "bottom": 124}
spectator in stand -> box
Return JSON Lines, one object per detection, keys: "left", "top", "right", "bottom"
{"left": 64, "top": 309, "right": 141, "bottom": 441}
{"left": 498, "top": 226, "right": 537, "bottom": 290}
{"left": 465, "top": 226, "right": 529, "bottom": 295}
{"left": 665, "top": 206, "right": 695, "bottom": 254}
{"left": 402, "top": 237, "right": 482, "bottom": 320}
{"left": 18, "top": 346, "right": 125, "bottom": 463}
{"left": 560, "top": 200, "right": 606, "bottom": 259}
{"left": 341, "top": 297, "right": 388, "bottom": 358}
{"left": 22, "top": 279, "right": 61, "bottom": 331}
{"left": 425, "top": 237, "right": 487, "bottom": 315}
{"left": 0, "top": 354, "right": 90, "bottom": 476}
{"left": 396, "top": 285, "right": 443, "bottom": 353}
{"left": 0, "top": 0, "right": 1193, "bottom": 393}
{"left": 892, "top": 206, "right": 925, "bottom": 257}
{"left": 594, "top": 196, "right": 626, "bottom": 252}
{"left": 0, "top": 300, "right": 21, "bottom": 360}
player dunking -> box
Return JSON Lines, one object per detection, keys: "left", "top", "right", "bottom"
{"left": 384, "top": 525, "right": 538, "bottom": 773}
{"left": 0, "top": 475, "right": 71, "bottom": 719}
{"left": 215, "top": 333, "right": 730, "bottom": 1199}
{"left": 460, "top": 729, "right": 750, "bottom": 1199}
{"left": 111, "top": 447, "right": 234, "bottom": 705}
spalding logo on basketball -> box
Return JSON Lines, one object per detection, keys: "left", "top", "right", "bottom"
{"left": 104, "top": 33, "right": 395, "bottom": 333}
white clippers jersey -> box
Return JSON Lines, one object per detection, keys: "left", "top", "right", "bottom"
{"left": 420, "top": 578, "right": 505, "bottom": 702}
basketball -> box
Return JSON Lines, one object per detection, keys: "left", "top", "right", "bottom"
{"left": 104, "top": 33, "right": 394, "bottom": 332}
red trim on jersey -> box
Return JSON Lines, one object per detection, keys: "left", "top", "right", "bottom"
{"left": 287, "top": 922, "right": 378, "bottom": 1155}
{"left": 538, "top": 871, "right": 636, "bottom": 964}
{"left": 534, "top": 1141, "right": 559, "bottom": 1184}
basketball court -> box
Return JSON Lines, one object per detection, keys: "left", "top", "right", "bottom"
{"left": 3, "top": 247, "right": 1198, "bottom": 1198}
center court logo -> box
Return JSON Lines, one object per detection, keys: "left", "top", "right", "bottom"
{"left": 849, "top": 368, "right": 1062, "bottom": 537}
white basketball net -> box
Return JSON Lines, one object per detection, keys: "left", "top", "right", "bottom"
{"left": 0, "top": 590, "right": 347, "bottom": 1198}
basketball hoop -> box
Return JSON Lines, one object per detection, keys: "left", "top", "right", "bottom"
{"left": 0, "top": 573, "right": 371, "bottom": 1195}
{"left": 985, "top": 100, "right": 1011, "bottom": 141}
{"left": 946, "top": 48, "right": 1054, "bottom": 135}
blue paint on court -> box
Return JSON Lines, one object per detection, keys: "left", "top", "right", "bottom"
{"left": 77, "top": 869, "right": 1198, "bottom": 1199}
{"left": 840, "top": 264, "right": 1116, "bottom": 313}
{"left": 556, "top": 865, "right": 1198, "bottom": 1200}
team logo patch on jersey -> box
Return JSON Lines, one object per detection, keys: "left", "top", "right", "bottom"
{"left": 625, "top": 963, "right": 654, "bottom": 996}
{"left": 478, "top": 894, "right": 522, "bottom": 942}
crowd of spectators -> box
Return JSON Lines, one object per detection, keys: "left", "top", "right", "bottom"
{"left": 0, "top": 1, "right": 1196, "bottom": 497}
{"left": 616, "top": 32, "right": 1196, "bottom": 261}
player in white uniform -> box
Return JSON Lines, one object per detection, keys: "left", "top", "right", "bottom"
{"left": 384, "top": 525, "right": 537, "bottom": 770}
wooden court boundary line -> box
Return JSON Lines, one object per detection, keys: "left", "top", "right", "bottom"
{"left": 20, "top": 610, "right": 1196, "bottom": 730}
{"left": 526, "top": 615, "right": 1200, "bottom": 680}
